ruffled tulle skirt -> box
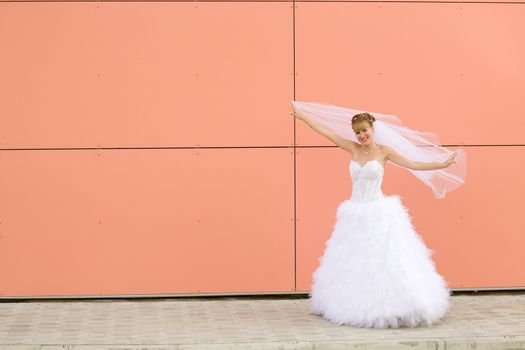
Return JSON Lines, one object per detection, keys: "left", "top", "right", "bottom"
{"left": 309, "top": 195, "right": 451, "bottom": 328}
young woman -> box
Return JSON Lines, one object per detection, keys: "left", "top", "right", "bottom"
{"left": 290, "top": 102, "right": 464, "bottom": 328}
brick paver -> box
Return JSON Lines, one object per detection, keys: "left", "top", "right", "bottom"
{"left": 1, "top": 291, "right": 524, "bottom": 349}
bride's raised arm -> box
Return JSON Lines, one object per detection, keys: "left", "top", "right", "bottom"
{"left": 290, "top": 110, "right": 356, "bottom": 156}
{"left": 385, "top": 146, "right": 456, "bottom": 170}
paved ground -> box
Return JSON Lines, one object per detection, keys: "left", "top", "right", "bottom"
{"left": 1, "top": 291, "right": 525, "bottom": 350}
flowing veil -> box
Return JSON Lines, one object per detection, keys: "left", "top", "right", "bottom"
{"left": 292, "top": 100, "right": 467, "bottom": 199}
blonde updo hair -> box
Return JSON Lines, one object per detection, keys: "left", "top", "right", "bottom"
{"left": 351, "top": 112, "right": 376, "bottom": 133}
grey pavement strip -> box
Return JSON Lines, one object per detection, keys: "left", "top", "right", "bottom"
{"left": 0, "top": 292, "right": 524, "bottom": 350}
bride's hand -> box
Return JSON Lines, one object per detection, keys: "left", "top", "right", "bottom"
{"left": 289, "top": 111, "right": 303, "bottom": 120}
{"left": 442, "top": 152, "right": 457, "bottom": 168}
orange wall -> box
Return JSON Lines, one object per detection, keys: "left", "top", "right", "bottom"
{"left": 0, "top": 1, "right": 523, "bottom": 298}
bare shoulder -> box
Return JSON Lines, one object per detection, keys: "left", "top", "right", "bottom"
{"left": 348, "top": 140, "right": 360, "bottom": 151}
{"left": 379, "top": 144, "right": 392, "bottom": 154}
{"left": 378, "top": 144, "right": 392, "bottom": 161}
{"left": 345, "top": 140, "right": 360, "bottom": 156}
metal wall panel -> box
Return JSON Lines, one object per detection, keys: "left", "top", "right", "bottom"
{"left": 0, "top": 148, "right": 295, "bottom": 297}
{"left": 295, "top": 3, "right": 525, "bottom": 146}
{"left": 0, "top": 2, "right": 294, "bottom": 149}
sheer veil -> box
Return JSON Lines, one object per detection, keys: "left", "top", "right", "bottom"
{"left": 292, "top": 100, "right": 467, "bottom": 199}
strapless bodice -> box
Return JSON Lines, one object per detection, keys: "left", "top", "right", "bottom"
{"left": 349, "top": 160, "right": 385, "bottom": 202}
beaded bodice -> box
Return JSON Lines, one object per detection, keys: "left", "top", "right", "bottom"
{"left": 349, "top": 160, "right": 385, "bottom": 202}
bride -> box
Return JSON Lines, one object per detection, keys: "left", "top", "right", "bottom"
{"left": 290, "top": 103, "right": 464, "bottom": 328}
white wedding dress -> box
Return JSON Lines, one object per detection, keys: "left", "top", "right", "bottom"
{"left": 309, "top": 159, "right": 451, "bottom": 328}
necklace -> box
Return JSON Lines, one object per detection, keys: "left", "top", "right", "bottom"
{"left": 361, "top": 142, "right": 376, "bottom": 154}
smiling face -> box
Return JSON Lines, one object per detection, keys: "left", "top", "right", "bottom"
{"left": 352, "top": 117, "right": 375, "bottom": 146}
{"left": 354, "top": 124, "right": 374, "bottom": 145}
